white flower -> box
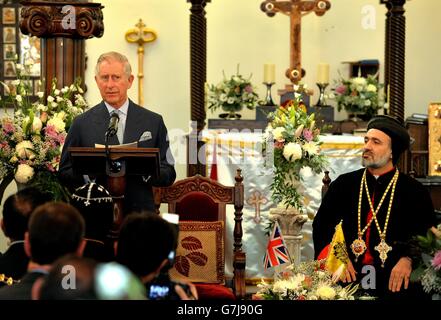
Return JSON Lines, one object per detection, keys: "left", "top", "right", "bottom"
{"left": 47, "top": 117, "right": 66, "bottom": 133}
{"left": 364, "top": 100, "right": 371, "bottom": 106}
{"left": 15, "top": 164, "right": 34, "bottom": 184}
{"left": 15, "top": 95, "right": 22, "bottom": 103}
{"left": 31, "top": 117, "right": 43, "bottom": 133}
{"left": 294, "top": 124, "right": 304, "bottom": 137}
{"left": 61, "top": 87, "right": 69, "bottom": 94}
{"left": 15, "top": 64, "right": 23, "bottom": 71}
{"left": 227, "top": 97, "right": 235, "bottom": 104}
{"left": 37, "top": 104, "right": 48, "bottom": 112}
{"left": 316, "top": 285, "right": 336, "bottom": 300}
{"left": 16, "top": 140, "right": 35, "bottom": 159}
{"left": 272, "top": 127, "right": 286, "bottom": 141}
{"left": 54, "top": 89, "right": 60, "bottom": 96}
{"left": 37, "top": 91, "right": 44, "bottom": 98}
{"left": 78, "top": 86, "right": 84, "bottom": 94}
{"left": 367, "top": 84, "right": 377, "bottom": 92}
{"left": 47, "top": 96, "right": 54, "bottom": 103}
{"left": 11, "top": 80, "right": 20, "bottom": 86}
{"left": 283, "top": 142, "right": 302, "bottom": 161}
{"left": 56, "top": 96, "right": 63, "bottom": 102}
{"left": 302, "top": 141, "right": 319, "bottom": 155}
{"left": 352, "top": 77, "right": 367, "bottom": 86}
{"left": 55, "top": 111, "right": 66, "bottom": 120}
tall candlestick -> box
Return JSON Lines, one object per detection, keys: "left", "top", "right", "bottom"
{"left": 264, "top": 63, "right": 275, "bottom": 83}
{"left": 317, "top": 63, "right": 329, "bottom": 84}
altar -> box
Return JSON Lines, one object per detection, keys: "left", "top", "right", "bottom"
{"left": 202, "top": 130, "right": 364, "bottom": 281}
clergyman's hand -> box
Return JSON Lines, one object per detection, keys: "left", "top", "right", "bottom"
{"left": 341, "top": 259, "right": 357, "bottom": 283}
{"left": 388, "top": 257, "right": 412, "bottom": 292}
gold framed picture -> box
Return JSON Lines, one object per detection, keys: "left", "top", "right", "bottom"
{"left": 3, "top": 44, "right": 16, "bottom": 60}
{"left": 428, "top": 103, "right": 441, "bottom": 176}
{"left": 4, "top": 61, "right": 16, "bottom": 77}
{"left": 2, "top": 7, "right": 16, "bottom": 24}
{"left": 3, "top": 80, "right": 17, "bottom": 96}
{"left": 3, "top": 26, "right": 16, "bottom": 43}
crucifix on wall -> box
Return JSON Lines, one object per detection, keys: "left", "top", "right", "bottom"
{"left": 260, "top": 0, "right": 331, "bottom": 87}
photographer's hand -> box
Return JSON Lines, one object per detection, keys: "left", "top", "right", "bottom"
{"left": 174, "top": 282, "right": 198, "bottom": 300}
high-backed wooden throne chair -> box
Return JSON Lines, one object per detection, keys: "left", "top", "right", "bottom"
{"left": 153, "top": 169, "right": 246, "bottom": 299}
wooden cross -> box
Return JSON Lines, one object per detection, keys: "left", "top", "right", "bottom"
{"left": 246, "top": 190, "right": 268, "bottom": 224}
{"left": 261, "top": 1, "right": 331, "bottom": 85}
{"left": 125, "top": 19, "right": 157, "bottom": 106}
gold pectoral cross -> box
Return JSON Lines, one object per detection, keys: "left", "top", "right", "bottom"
{"left": 374, "top": 238, "right": 392, "bottom": 267}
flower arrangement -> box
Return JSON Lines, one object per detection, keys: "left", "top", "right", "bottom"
{"left": 410, "top": 225, "right": 441, "bottom": 297}
{"left": 207, "top": 66, "right": 259, "bottom": 117}
{"left": 253, "top": 260, "right": 358, "bottom": 300}
{"left": 332, "top": 74, "right": 383, "bottom": 118}
{"left": 0, "top": 61, "right": 88, "bottom": 201}
{"left": 263, "top": 95, "right": 328, "bottom": 211}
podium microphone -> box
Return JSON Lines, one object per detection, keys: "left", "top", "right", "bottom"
{"left": 106, "top": 112, "right": 120, "bottom": 138}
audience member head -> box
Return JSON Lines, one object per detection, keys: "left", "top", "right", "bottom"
{"left": 26, "top": 202, "right": 85, "bottom": 265}
{"left": 116, "top": 212, "right": 176, "bottom": 279}
{"left": 38, "top": 254, "right": 98, "bottom": 300}
{"left": 1, "top": 187, "right": 51, "bottom": 241}
{"left": 71, "top": 182, "right": 114, "bottom": 241}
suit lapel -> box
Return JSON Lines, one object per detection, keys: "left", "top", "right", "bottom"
{"left": 124, "top": 100, "right": 145, "bottom": 144}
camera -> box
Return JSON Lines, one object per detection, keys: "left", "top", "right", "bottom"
{"left": 147, "top": 270, "right": 192, "bottom": 300}
{"left": 147, "top": 213, "right": 193, "bottom": 300}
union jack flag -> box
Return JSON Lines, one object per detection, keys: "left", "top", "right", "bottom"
{"left": 263, "top": 221, "right": 291, "bottom": 270}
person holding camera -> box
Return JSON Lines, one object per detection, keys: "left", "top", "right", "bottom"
{"left": 116, "top": 212, "right": 198, "bottom": 300}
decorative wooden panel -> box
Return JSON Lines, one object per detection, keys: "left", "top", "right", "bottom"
{"left": 428, "top": 103, "right": 441, "bottom": 176}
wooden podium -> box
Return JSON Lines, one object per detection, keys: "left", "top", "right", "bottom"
{"left": 68, "top": 147, "right": 160, "bottom": 237}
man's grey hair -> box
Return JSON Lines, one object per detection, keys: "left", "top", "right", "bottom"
{"left": 95, "top": 51, "right": 132, "bottom": 77}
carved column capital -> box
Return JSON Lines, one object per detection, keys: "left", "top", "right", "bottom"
{"left": 19, "top": 1, "right": 104, "bottom": 39}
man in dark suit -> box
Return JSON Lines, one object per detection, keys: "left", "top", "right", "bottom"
{"left": 0, "top": 202, "right": 85, "bottom": 299}
{"left": 0, "top": 188, "right": 51, "bottom": 283}
{"left": 59, "top": 51, "right": 176, "bottom": 213}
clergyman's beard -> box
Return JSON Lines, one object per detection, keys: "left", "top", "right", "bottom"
{"left": 362, "top": 151, "right": 391, "bottom": 169}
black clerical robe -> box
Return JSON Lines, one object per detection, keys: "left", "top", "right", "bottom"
{"left": 313, "top": 168, "right": 436, "bottom": 299}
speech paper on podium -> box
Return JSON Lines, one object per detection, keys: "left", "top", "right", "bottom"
{"left": 94, "top": 141, "right": 138, "bottom": 148}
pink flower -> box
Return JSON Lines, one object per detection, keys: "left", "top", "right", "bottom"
{"left": 335, "top": 85, "right": 347, "bottom": 95}
{"left": 303, "top": 129, "right": 313, "bottom": 142}
{"left": 274, "top": 141, "right": 284, "bottom": 149}
{"left": 44, "top": 125, "right": 58, "bottom": 140}
{"left": 432, "top": 250, "right": 441, "bottom": 270}
{"left": 245, "top": 85, "right": 253, "bottom": 93}
{"left": 3, "top": 122, "right": 15, "bottom": 133}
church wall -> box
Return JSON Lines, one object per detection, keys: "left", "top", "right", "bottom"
{"left": 0, "top": 0, "right": 440, "bottom": 253}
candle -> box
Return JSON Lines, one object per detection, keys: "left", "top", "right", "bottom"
{"left": 317, "top": 63, "right": 330, "bottom": 84}
{"left": 263, "top": 64, "right": 275, "bottom": 83}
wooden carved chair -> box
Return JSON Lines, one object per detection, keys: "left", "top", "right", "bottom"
{"left": 153, "top": 169, "right": 246, "bottom": 299}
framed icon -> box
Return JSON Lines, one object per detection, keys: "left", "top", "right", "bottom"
{"left": 2, "top": 7, "right": 16, "bottom": 24}
{"left": 3, "top": 26, "right": 16, "bottom": 43}
{"left": 3, "top": 80, "right": 17, "bottom": 96}
{"left": 3, "top": 44, "right": 16, "bottom": 60}
{"left": 4, "top": 61, "right": 16, "bottom": 77}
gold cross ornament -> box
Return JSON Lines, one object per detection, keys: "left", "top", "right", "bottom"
{"left": 374, "top": 238, "right": 392, "bottom": 267}
{"left": 125, "top": 19, "right": 157, "bottom": 106}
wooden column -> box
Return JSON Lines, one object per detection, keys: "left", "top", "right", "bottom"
{"left": 19, "top": 0, "right": 104, "bottom": 94}
{"left": 187, "top": 0, "right": 210, "bottom": 177}
{"left": 381, "top": 0, "right": 406, "bottom": 123}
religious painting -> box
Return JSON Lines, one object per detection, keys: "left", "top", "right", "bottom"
{"left": 3, "top": 26, "right": 16, "bottom": 43}
{"left": 4, "top": 60, "right": 16, "bottom": 77}
{"left": 2, "top": 7, "right": 16, "bottom": 24}
{"left": 3, "top": 80, "right": 17, "bottom": 96}
{"left": 3, "top": 44, "right": 16, "bottom": 60}
{"left": 20, "top": 35, "right": 41, "bottom": 76}
{"left": 428, "top": 103, "right": 441, "bottom": 176}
